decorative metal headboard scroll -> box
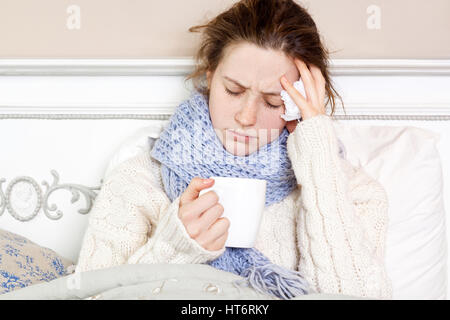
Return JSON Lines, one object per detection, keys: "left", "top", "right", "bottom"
{"left": 0, "top": 170, "right": 102, "bottom": 222}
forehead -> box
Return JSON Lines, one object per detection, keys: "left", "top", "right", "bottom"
{"left": 218, "top": 42, "right": 299, "bottom": 83}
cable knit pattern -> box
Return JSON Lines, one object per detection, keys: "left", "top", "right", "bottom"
{"left": 286, "top": 114, "right": 391, "bottom": 299}
{"left": 75, "top": 114, "right": 392, "bottom": 299}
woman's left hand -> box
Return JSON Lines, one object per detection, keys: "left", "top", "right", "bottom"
{"left": 280, "top": 58, "right": 327, "bottom": 134}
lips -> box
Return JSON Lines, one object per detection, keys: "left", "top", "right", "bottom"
{"left": 227, "top": 130, "right": 256, "bottom": 143}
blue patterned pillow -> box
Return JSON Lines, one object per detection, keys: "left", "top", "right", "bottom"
{"left": 0, "top": 229, "right": 74, "bottom": 294}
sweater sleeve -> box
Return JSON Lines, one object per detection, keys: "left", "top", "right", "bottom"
{"left": 75, "top": 150, "right": 225, "bottom": 273}
{"left": 287, "top": 114, "right": 392, "bottom": 299}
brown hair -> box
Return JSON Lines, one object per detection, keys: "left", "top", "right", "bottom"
{"left": 185, "top": 0, "right": 345, "bottom": 116}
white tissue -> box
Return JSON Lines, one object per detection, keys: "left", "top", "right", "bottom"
{"left": 280, "top": 78, "right": 306, "bottom": 121}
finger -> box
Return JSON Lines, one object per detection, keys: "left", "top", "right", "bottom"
{"left": 196, "top": 217, "right": 230, "bottom": 248}
{"left": 198, "top": 203, "right": 224, "bottom": 230}
{"left": 199, "top": 230, "right": 228, "bottom": 252}
{"left": 179, "top": 177, "right": 214, "bottom": 206}
{"left": 294, "top": 59, "right": 320, "bottom": 111}
{"left": 207, "top": 217, "right": 230, "bottom": 240}
{"left": 309, "top": 64, "right": 326, "bottom": 112}
{"left": 209, "top": 231, "right": 228, "bottom": 251}
{"left": 181, "top": 190, "right": 219, "bottom": 221}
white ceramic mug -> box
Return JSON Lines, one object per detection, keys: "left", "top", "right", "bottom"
{"left": 199, "top": 176, "right": 267, "bottom": 248}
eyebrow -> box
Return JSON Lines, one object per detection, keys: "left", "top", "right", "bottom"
{"left": 223, "top": 76, "right": 281, "bottom": 96}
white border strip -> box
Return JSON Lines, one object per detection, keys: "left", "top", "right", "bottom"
{"left": 330, "top": 59, "right": 450, "bottom": 76}
{"left": 1, "top": 114, "right": 449, "bottom": 121}
{"left": 0, "top": 59, "right": 448, "bottom": 117}
{"left": 0, "top": 58, "right": 195, "bottom": 76}
{"left": 0, "top": 58, "right": 449, "bottom": 76}
{"left": 0, "top": 102, "right": 449, "bottom": 116}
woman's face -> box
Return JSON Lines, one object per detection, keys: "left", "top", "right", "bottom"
{"left": 207, "top": 42, "right": 300, "bottom": 156}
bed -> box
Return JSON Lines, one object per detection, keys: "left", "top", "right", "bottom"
{"left": 0, "top": 58, "right": 449, "bottom": 299}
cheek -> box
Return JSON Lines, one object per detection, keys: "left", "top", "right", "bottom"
{"left": 257, "top": 110, "right": 287, "bottom": 143}
{"left": 208, "top": 92, "right": 234, "bottom": 127}
{"left": 212, "top": 90, "right": 242, "bottom": 118}
{"left": 258, "top": 109, "right": 286, "bottom": 131}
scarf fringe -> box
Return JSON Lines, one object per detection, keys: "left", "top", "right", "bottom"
{"left": 234, "top": 263, "right": 309, "bottom": 300}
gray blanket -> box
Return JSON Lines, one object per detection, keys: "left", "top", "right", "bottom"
{"left": 0, "top": 263, "right": 364, "bottom": 300}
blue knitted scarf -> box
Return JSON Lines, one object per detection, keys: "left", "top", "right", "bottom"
{"left": 150, "top": 91, "right": 309, "bottom": 299}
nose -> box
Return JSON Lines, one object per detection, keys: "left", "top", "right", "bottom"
{"left": 235, "top": 98, "right": 258, "bottom": 127}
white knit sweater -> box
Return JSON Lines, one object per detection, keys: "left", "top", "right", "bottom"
{"left": 75, "top": 114, "right": 392, "bottom": 299}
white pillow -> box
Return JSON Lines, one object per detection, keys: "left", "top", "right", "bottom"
{"left": 104, "top": 120, "right": 169, "bottom": 177}
{"left": 332, "top": 121, "right": 447, "bottom": 300}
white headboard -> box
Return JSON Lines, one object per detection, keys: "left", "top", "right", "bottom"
{"left": 0, "top": 58, "right": 449, "bottom": 268}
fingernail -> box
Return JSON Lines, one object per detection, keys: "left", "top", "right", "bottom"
{"left": 203, "top": 178, "right": 213, "bottom": 184}
{"left": 281, "top": 76, "right": 287, "bottom": 83}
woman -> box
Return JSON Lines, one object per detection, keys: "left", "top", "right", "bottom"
{"left": 75, "top": 0, "right": 391, "bottom": 299}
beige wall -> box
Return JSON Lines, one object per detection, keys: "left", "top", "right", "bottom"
{"left": 0, "top": 0, "right": 449, "bottom": 59}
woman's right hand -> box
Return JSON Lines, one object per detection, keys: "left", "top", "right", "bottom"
{"left": 178, "top": 177, "right": 230, "bottom": 251}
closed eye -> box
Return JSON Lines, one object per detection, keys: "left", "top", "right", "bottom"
{"left": 224, "top": 88, "right": 282, "bottom": 109}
